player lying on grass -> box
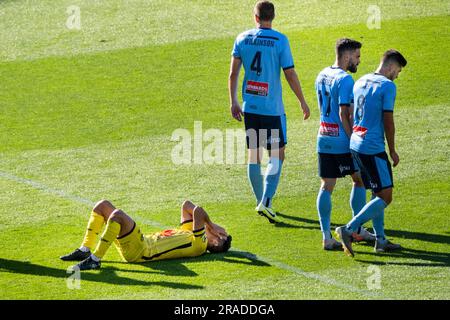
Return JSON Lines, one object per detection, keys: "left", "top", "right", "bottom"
{"left": 60, "top": 200, "right": 232, "bottom": 270}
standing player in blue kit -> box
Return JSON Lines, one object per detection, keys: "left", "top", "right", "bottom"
{"left": 336, "top": 49, "right": 407, "bottom": 257}
{"left": 228, "top": 1, "right": 310, "bottom": 223}
{"left": 315, "top": 38, "right": 376, "bottom": 251}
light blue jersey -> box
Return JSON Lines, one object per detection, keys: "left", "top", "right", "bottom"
{"left": 232, "top": 27, "right": 294, "bottom": 116}
{"left": 315, "top": 66, "right": 354, "bottom": 154}
{"left": 350, "top": 73, "right": 397, "bottom": 155}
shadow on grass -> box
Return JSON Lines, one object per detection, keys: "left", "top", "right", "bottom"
{"left": 108, "top": 250, "right": 271, "bottom": 269}
{"left": 355, "top": 247, "right": 450, "bottom": 267}
{"left": 0, "top": 258, "right": 202, "bottom": 289}
{"left": 276, "top": 212, "right": 326, "bottom": 230}
{"left": 278, "top": 212, "right": 450, "bottom": 245}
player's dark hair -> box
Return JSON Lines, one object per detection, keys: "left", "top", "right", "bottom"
{"left": 382, "top": 49, "right": 407, "bottom": 67}
{"left": 208, "top": 235, "right": 232, "bottom": 254}
{"left": 335, "top": 38, "right": 362, "bottom": 58}
{"left": 254, "top": 1, "right": 275, "bottom": 22}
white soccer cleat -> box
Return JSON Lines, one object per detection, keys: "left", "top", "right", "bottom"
{"left": 255, "top": 203, "right": 281, "bottom": 224}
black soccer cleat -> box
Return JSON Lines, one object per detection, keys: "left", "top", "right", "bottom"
{"left": 60, "top": 248, "right": 91, "bottom": 261}
{"left": 74, "top": 256, "right": 101, "bottom": 271}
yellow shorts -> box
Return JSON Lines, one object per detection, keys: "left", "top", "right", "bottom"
{"left": 115, "top": 221, "right": 207, "bottom": 263}
{"left": 114, "top": 224, "right": 146, "bottom": 262}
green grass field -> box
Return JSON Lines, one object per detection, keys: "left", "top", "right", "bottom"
{"left": 0, "top": 0, "right": 449, "bottom": 300}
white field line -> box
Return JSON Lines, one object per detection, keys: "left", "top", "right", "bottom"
{"left": 0, "top": 170, "right": 389, "bottom": 299}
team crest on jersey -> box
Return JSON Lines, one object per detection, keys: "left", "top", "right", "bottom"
{"left": 245, "top": 81, "right": 269, "bottom": 96}
{"left": 319, "top": 122, "right": 339, "bottom": 137}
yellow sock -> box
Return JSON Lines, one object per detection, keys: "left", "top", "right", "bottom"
{"left": 92, "top": 220, "right": 121, "bottom": 259}
{"left": 81, "top": 211, "right": 105, "bottom": 250}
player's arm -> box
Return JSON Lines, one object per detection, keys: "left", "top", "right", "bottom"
{"left": 181, "top": 200, "right": 227, "bottom": 238}
{"left": 383, "top": 83, "right": 399, "bottom": 167}
{"left": 339, "top": 105, "right": 353, "bottom": 138}
{"left": 180, "top": 200, "right": 195, "bottom": 223}
{"left": 383, "top": 112, "right": 399, "bottom": 167}
{"left": 283, "top": 68, "right": 310, "bottom": 120}
{"left": 228, "top": 56, "right": 244, "bottom": 121}
{"left": 338, "top": 76, "right": 355, "bottom": 137}
{"left": 192, "top": 206, "right": 228, "bottom": 242}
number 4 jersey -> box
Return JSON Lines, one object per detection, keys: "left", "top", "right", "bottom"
{"left": 350, "top": 73, "right": 397, "bottom": 155}
{"left": 232, "top": 27, "right": 294, "bottom": 116}
{"left": 315, "top": 66, "right": 355, "bottom": 154}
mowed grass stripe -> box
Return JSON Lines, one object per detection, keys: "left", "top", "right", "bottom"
{"left": 0, "top": 170, "right": 389, "bottom": 298}
{"left": 1, "top": 16, "right": 448, "bottom": 154}
{"left": 1, "top": 0, "right": 448, "bottom": 61}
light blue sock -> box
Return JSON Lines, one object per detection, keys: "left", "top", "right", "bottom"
{"left": 261, "top": 157, "right": 283, "bottom": 208}
{"left": 346, "top": 197, "right": 387, "bottom": 232}
{"left": 350, "top": 186, "right": 366, "bottom": 217}
{"left": 247, "top": 163, "right": 263, "bottom": 205}
{"left": 372, "top": 208, "right": 385, "bottom": 240}
{"left": 317, "top": 189, "right": 332, "bottom": 240}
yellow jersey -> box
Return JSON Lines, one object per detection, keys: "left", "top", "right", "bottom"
{"left": 114, "top": 220, "right": 207, "bottom": 263}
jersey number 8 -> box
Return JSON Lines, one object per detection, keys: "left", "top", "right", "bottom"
{"left": 356, "top": 95, "right": 365, "bottom": 121}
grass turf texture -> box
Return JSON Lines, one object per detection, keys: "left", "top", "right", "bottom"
{"left": 0, "top": 1, "right": 449, "bottom": 299}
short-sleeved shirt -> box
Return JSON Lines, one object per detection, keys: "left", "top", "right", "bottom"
{"left": 350, "top": 73, "right": 397, "bottom": 155}
{"left": 232, "top": 27, "right": 294, "bottom": 116}
{"left": 115, "top": 220, "right": 207, "bottom": 263}
{"left": 315, "top": 66, "right": 355, "bottom": 154}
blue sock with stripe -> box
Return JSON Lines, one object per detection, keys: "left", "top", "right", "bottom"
{"left": 346, "top": 197, "right": 387, "bottom": 232}
{"left": 247, "top": 163, "right": 263, "bottom": 205}
{"left": 317, "top": 189, "right": 332, "bottom": 240}
{"left": 350, "top": 186, "right": 366, "bottom": 217}
{"left": 261, "top": 157, "right": 283, "bottom": 208}
{"left": 372, "top": 208, "right": 385, "bottom": 240}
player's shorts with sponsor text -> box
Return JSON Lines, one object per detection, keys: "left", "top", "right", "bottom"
{"left": 244, "top": 112, "right": 287, "bottom": 150}
{"left": 318, "top": 152, "right": 359, "bottom": 178}
{"left": 350, "top": 150, "right": 393, "bottom": 193}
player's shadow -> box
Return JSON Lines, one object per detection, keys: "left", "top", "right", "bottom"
{"left": 384, "top": 229, "right": 450, "bottom": 246}
{"left": 278, "top": 212, "right": 450, "bottom": 247}
{"left": 355, "top": 247, "right": 450, "bottom": 267}
{"left": 0, "top": 258, "right": 203, "bottom": 289}
{"left": 186, "top": 250, "right": 271, "bottom": 267}
{"left": 111, "top": 250, "right": 271, "bottom": 272}
{"left": 275, "top": 212, "right": 322, "bottom": 230}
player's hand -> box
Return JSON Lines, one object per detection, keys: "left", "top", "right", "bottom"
{"left": 231, "top": 102, "right": 243, "bottom": 122}
{"left": 301, "top": 102, "right": 310, "bottom": 120}
{"left": 390, "top": 151, "right": 400, "bottom": 167}
{"left": 207, "top": 222, "right": 228, "bottom": 239}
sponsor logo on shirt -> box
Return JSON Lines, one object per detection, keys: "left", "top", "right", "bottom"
{"left": 319, "top": 122, "right": 339, "bottom": 137}
{"left": 353, "top": 125, "right": 368, "bottom": 138}
{"left": 161, "top": 229, "right": 177, "bottom": 237}
{"left": 245, "top": 81, "right": 269, "bottom": 96}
